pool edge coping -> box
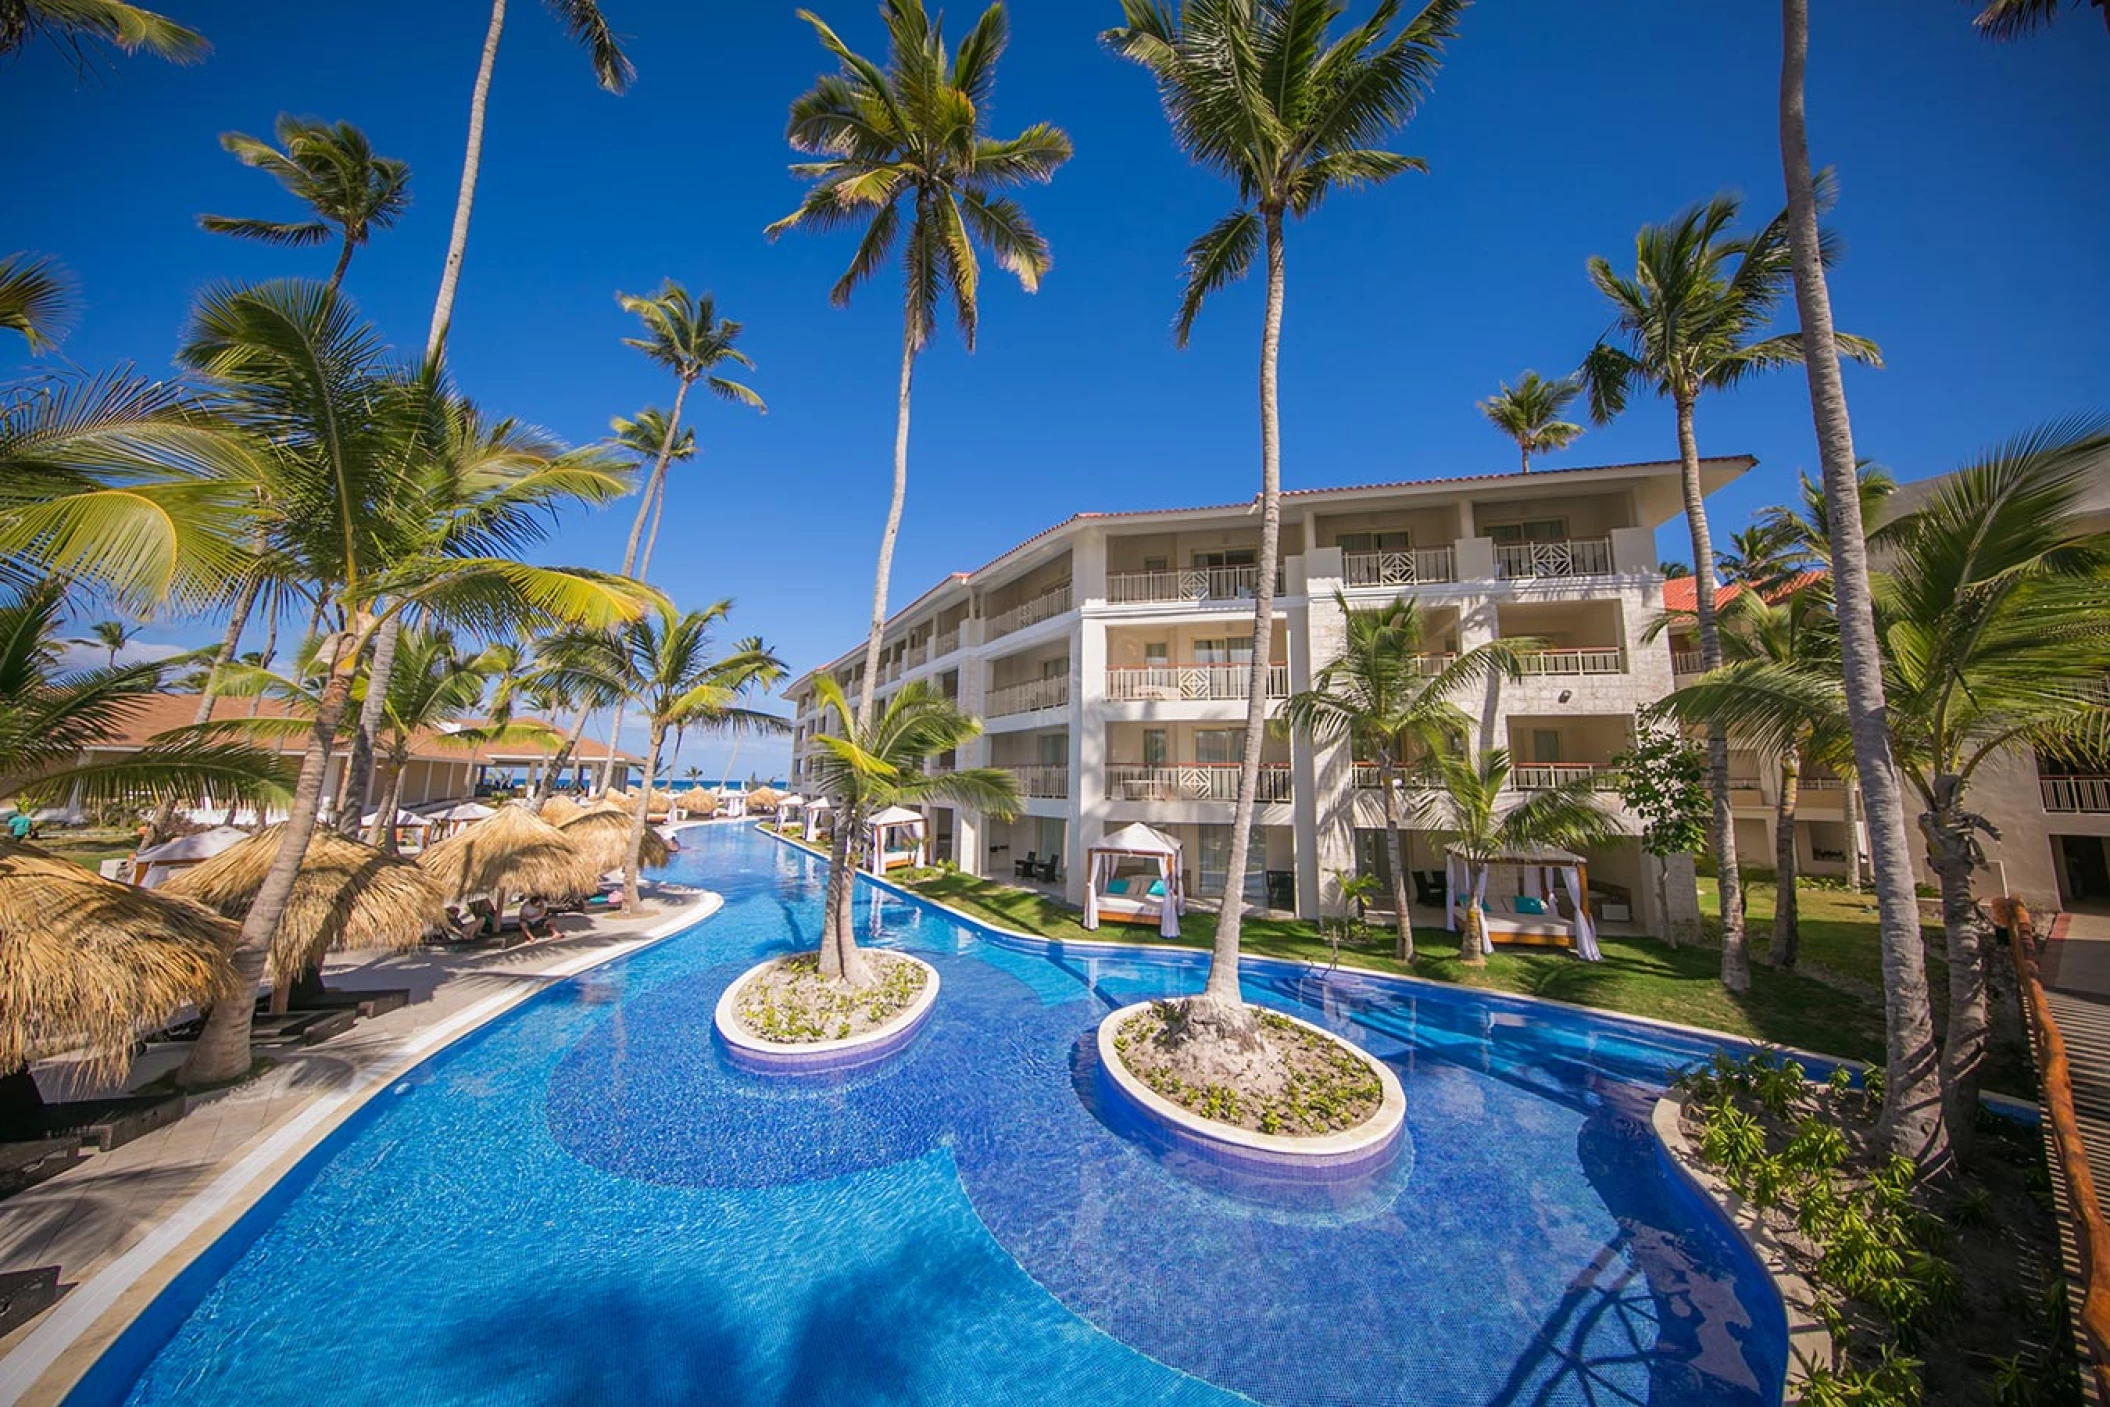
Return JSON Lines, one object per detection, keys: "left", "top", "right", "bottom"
{"left": 1650, "top": 1091, "right": 1834, "bottom": 1399}
{"left": 0, "top": 887, "right": 726, "bottom": 1407}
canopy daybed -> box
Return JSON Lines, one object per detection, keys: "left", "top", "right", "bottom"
{"left": 803, "top": 796, "right": 834, "bottom": 842}
{"left": 775, "top": 794, "right": 806, "bottom": 831}
{"left": 1445, "top": 845, "right": 1601, "bottom": 961}
{"left": 720, "top": 785, "right": 749, "bottom": 820}
{"left": 864, "top": 806, "right": 927, "bottom": 874}
{"left": 1081, "top": 822, "right": 1187, "bottom": 939}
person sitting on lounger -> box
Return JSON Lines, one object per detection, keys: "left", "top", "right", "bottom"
{"left": 518, "top": 896, "right": 553, "bottom": 941}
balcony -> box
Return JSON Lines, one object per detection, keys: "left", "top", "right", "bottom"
{"left": 985, "top": 675, "right": 1071, "bottom": 718}
{"left": 1003, "top": 763, "right": 1069, "bottom": 799}
{"left": 986, "top": 584, "right": 1072, "bottom": 640}
{"left": 2044, "top": 775, "right": 2110, "bottom": 814}
{"left": 1103, "top": 664, "right": 1290, "bottom": 703}
{"left": 1508, "top": 762, "right": 1620, "bottom": 792}
{"left": 1494, "top": 537, "right": 1614, "bottom": 580}
{"left": 904, "top": 643, "right": 929, "bottom": 669}
{"left": 1343, "top": 546, "right": 1457, "bottom": 588}
{"left": 1106, "top": 565, "right": 1281, "bottom": 605}
{"left": 1672, "top": 649, "right": 1704, "bottom": 676}
{"left": 934, "top": 627, "right": 960, "bottom": 658}
{"left": 1514, "top": 647, "right": 1626, "bottom": 677}
{"left": 1351, "top": 763, "right": 1432, "bottom": 791}
{"left": 1105, "top": 763, "right": 1293, "bottom": 804}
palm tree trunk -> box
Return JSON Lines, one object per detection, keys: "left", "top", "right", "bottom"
{"left": 623, "top": 376, "right": 693, "bottom": 579}
{"left": 1928, "top": 797, "right": 1990, "bottom": 1161}
{"left": 1459, "top": 861, "right": 1486, "bottom": 964}
{"left": 325, "top": 238, "right": 355, "bottom": 298}
{"left": 1519, "top": 445, "right": 1530, "bottom": 474}
{"left": 1843, "top": 768, "right": 1864, "bottom": 892}
{"left": 1771, "top": 751, "right": 1801, "bottom": 967}
{"left": 348, "top": 615, "right": 403, "bottom": 840}
{"left": 853, "top": 319, "right": 916, "bottom": 735}
{"left": 638, "top": 474, "right": 671, "bottom": 581}
{"left": 146, "top": 570, "right": 263, "bottom": 844}
{"left": 1675, "top": 393, "right": 1749, "bottom": 992}
{"left": 177, "top": 623, "right": 362, "bottom": 1088}
{"left": 819, "top": 811, "right": 871, "bottom": 986}
{"left": 622, "top": 720, "right": 664, "bottom": 913}
{"left": 1780, "top": 0, "right": 1948, "bottom": 1171}
{"left": 1193, "top": 206, "right": 1287, "bottom": 1038}
{"left": 533, "top": 707, "right": 592, "bottom": 804}
{"left": 372, "top": 757, "right": 406, "bottom": 857}
{"left": 597, "top": 706, "right": 626, "bottom": 793}
{"left": 1378, "top": 757, "right": 1414, "bottom": 960}
{"left": 428, "top": 0, "right": 507, "bottom": 359}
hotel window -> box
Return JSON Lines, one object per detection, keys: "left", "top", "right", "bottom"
{"left": 1193, "top": 548, "right": 1257, "bottom": 568}
{"left": 1531, "top": 729, "right": 1563, "bottom": 764}
{"left": 1193, "top": 638, "right": 1252, "bottom": 666}
{"left": 1198, "top": 825, "right": 1266, "bottom": 901}
{"left": 1486, "top": 518, "right": 1567, "bottom": 544}
{"left": 1142, "top": 728, "right": 1168, "bottom": 767}
{"left": 1142, "top": 555, "right": 1169, "bottom": 573}
{"left": 1194, "top": 729, "right": 1244, "bottom": 766}
{"left": 1037, "top": 732, "right": 1066, "bottom": 766}
{"left": 1143, "top": 642, "right": 1170, "bottom": 668}
{"left": 1337, "top": 530, "right": 1410, "bottom": 553}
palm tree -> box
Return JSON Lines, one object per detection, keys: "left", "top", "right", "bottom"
{"left": 198, "top": 117, "right": 411, "bottom": 297}
{"left": 1106, "top": 0, "right": 1463, "bottom": 1032}
{"left": 1415, "top": 748, "right": 1616, "bottom": 965}
{"left": 610, "top": 406, "right": 695, "bottom": 577}
{"left": 541, "top": 603, "right": 785, "bottom": 910}
{"left": 769, "top": 0, "right": 1071, "bottom": 736}
{"left": 1284, "top": 593, "right": 1522, "bottom": 958}
{"left": 1778, "top": 0, "right": 1947, "bottom": 1167}
{"left": 615, "top": 283, "right": 764, "bottom": 579}
{"left": 802, "top": 676, "right": 1020, "bottom": 984}
{"left": 0, "top": 253, "right": 75, "bottom": 352}
{"left": 427, "top": 0, "right": 632, "bottom": 358}
{"left": 73, "top": 618, "right": 137, "bottom": 667}
{"left": 1478, "top": 370, "right": 1583, "bottom": 473}
{"left": 0, "top": 0, "right": 205, "bottom": 66}
{"left": 1580, "top": 188, "right": 1880, "bottom": 995}
{"left": 169, "top": 280, "right": 653, "bottom": 1087}
{"left": 1714, "top": 521, "right": 1801, "bottom": 592}
{"left": 1966, "top": 0, "right": 2108, "bottom": 38}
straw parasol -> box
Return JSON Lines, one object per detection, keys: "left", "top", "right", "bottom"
{"left": 559, "top": 803, "right": 670, "bottom": 873}
{"left": 538, "top": 794, "right": 585, "bottom": 825}
{"left": 746, "top": 785, "right": 782, "bottom": 814}
{"left": 0, "top": 842, "right": 236, "bottom": 1080}
{"left": 163, "top": 826, "right": 448, "bottom": 987}
{"left": 417, "top": 803, "right": 602, "bottom": 903}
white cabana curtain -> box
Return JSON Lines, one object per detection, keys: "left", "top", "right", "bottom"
{"left": 1445, "top": 849, "right": 1596, "bottom": 961}
{"left": 1558, "top": 865, "right": 1600, "bottom": 960}
{"left": 805, "top": 801, "right": 832, "bottom": 842}
{"left": 865, "top": 814, "right": 926, "bottom": 875}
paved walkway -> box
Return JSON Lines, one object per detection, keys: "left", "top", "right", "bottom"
{"left": 0, "top": 882, "right": 718, "bottom": 1406}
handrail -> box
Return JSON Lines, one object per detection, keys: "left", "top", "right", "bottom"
{"left": 2003, "top": 897, "right": 2110, "bottom": 1403}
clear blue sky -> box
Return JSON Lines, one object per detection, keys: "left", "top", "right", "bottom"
{"left": 10, "top": 0, "right": 2106, "bottom": 778}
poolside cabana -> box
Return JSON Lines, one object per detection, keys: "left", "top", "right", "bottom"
{"left": 721, "top": 785, "right": 749, "bottom": 820}
{"left": 864, "top": 806, "right": 926, "bottom": 874}
{"left": 775, "top": 793, "right": 805, "bottom": 831}
{"left": 1082, "top": 823, "right": 1186, "bottom": 938}
{"left": 747, "top": 785, "right": 781, "bottom": 816}
{"left": 1445, "top": 845, "right": 1600, "bottom": 960}
{"left": 803, "top": 796, "right": 834, "bottom": 842}
{"left": 421, "top": 801, "right": 495, "bottom": 840}
{"left": 130, "top": 825, "right": 249, "bottom": 890}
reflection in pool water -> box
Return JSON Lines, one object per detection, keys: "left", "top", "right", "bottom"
{"left": 83, "top": 823, "right": 1784, "bottom": 1407}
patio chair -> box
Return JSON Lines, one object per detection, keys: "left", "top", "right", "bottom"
{"left": 1412, "top": 870, "right": 1447, "bottom": 908}
{"left": 1013, "top": 851, "right": 1037, "bottom": 880}
{"left": 1036, "top": 855, "right": 1058, "bottom": 883}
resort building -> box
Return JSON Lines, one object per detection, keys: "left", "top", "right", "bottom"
{"left": 788, "top": 456, "right": 1755, "bottom": 937}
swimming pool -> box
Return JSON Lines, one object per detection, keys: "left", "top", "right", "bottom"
{"left": 73, "top": 822, "right": 1785, "bottom": 1407}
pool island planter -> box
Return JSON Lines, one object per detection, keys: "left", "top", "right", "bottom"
{"left": 713, "top": 953, "right": 941, "bottom": 1074}
{"left": 1095, "top": 1002, "right": 1406, "bottom": 1180}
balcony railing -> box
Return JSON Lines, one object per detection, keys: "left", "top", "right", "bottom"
{"left": 1103, "top": 663, "right": 1290, "bottom": 702}
{"left": 1343, "top": 546, "right": 1457, "bottom": 588}
{"left": 985, "top": 675, "right": 1070, "bottom": 718}
{"left": 1507, "top": 762, "right": 1620, "bottom": 792}
{"left": 1105, "top": 763, "right": 1293, "bottom": 804}
{"left": 1351, "top": 763, "right": 1433, "bottom": 791}
{"left": 904, "top": 643, "right": 929, "bottom": 669}
{"left": 1003, "top": 763, "right": 1069, "bottom": 799}
{"left": 1515, "top": 647, "right": 1626, "bottom": 677}
{"left": 1494, "top": 537, "right": 1615, "bottom": 580}
{"left": 985, "top": 584, "right": 1072, "bottom": 640}
{"left": 1672, "top": 649, "right": 1704, "bottom": 676}
{"left": 1411, "top": 652, "right": 1456, "bottom": 677}
{"left": 1106, "top": 565, "right": 1282, "bottom": 605}
{"left": 934, "top": 628, "right": 960, "bottom": 658}
{"left": 2044, "top": 775, "right": 2110, "bottom": 814}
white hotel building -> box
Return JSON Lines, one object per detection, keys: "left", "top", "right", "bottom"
{"left": 787, "top": 456, "right": 1749, "bottom": 937}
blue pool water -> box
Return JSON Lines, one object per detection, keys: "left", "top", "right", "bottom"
{"left": 79, "top": 823, "right": 1785, "bottom": 1407}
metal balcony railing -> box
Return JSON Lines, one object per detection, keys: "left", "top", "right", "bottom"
{"left": 1342, "top": 546, "right": 1457, "bottom": 588}
{"left": 984, "top": 675, "right": 1070, "bottom": 718}
{"left": 1105, "top": 762, "right": 1293, "bottom": 804}
{"left": 1105, "top": 565, "right": 1282, "bottom": 604}
{"left": 2044, "top": 775, "right": 2110, "bottom": 814}
{"left": 1507, "top": 762, "right": 1620, "bottom": 792}
{"left": 1002, "top": 763, "right": 1069, "bottom": 799}
{"left": 1351, "top": 763, "right": 1434, "bottom": 791}
{"left": 1515, "top": 647, "right": 1626, "bottom": 677}
{"left": 1102, "top": 663, "right": 1290, "bottom": 702}
{"left": 1494, "top": 537, "right": 1615, "bottom": 580}
{"left": 1672, "top": 649, "right": 1705, "bottom": 676}
{"left": 984, "top": 584, "right": 1072, "bottom": 640}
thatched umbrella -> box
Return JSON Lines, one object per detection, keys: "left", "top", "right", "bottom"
{"left": 0, "top": 843, "right": 235, "bottom": 1081}
{"left": 559, "top": 803, "right": 670, "bottom": 874}
{"left": 416, "top": 804, "right": 602, "bottom": 907}
{"left": 746, "top": 784, "right": 782, "bottom": 814}
{"left": 162, "top": 826, "right": 447, "bottom": 991}
{"left": 538, "top": 794, "right": 585, "bottom": 826}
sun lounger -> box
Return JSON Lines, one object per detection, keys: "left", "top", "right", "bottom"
{"left": 247, "top": 1009, "right": 356, "bottom": 1047}
{"left": 0, "top": 1136, "right": 83, "bottom": 1197}
{"left": 257, "top": 988, "right": 410, "bottom": 1020}
{"left": 0, "top": 1266, "right": 60, "bottom": 1333}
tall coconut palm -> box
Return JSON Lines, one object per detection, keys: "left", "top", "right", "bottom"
{"left": 0, "top": 253, "right": 75, "bottom": 353}
{"left": 0, "top": 0, "right": 204, "bottom": 66}
{"left": 1477, "top": 370, "right": 1584, "bottom": 473}
{"left": 72, "top": 618, "right": 138, "bottom": 667}
{"left": 1415, "top": 748, "right": 1616, "bottom": 963}
{"left": 1107, "top": 0, "right": 1463, "bottom": 1034}
{"left": 427, "top": 0, "right": 631, "bottom": 359}
{"left": 611, "top": 406, "right": 696, "bottom": 577}
{"left": 198, "top": 117, "right": 411, "bottom": 297}
{"left": 540, "top": 603, "right": 785, "bottom": 910}
{"left": 1579, "top": 189, "right": 1881, "bottom": 995}
{"left": 1777, "top": 0, "right": 1946, "bottom": 1166}
{"left": 769, "top": 0, "right": 1071, "bottom": 742}
{"left": 615, "top": 283, "right": 764, "bottom": 579}
{"left": 1714, "top": 521, "right": 1801, "bottom": 592}
{"left": 802, "top": 676, "right": 1020, "bottom": 984}
{"left": 1284, "top": 593, "right": 1523, "bottom": 958}
{"left": 169, "top": 280, "right": 652, "bottom": 1087}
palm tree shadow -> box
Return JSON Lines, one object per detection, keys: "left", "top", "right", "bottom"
{"left": 1513, "top": 958, "right": 1615, "bottom": 1007}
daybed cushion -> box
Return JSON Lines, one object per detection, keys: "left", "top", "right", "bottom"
{"left": 1146, "top": 879, "right": 1166, "bottom": 898}
{"left": 1107, "top": 879, "right": 1129, "bottom": 895}
{"left": 1513, "top": 895, "right": 1546, "bottom": 915}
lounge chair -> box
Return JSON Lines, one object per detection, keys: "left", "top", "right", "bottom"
{"left": 0, "top": 1068, "right": 185, "bottom": 1153}
{"left": 0, "top": 1136, "right": 82, "bottom": 1198}
{"left": 1013, "top": 851, "right": 1037, "bottom": 880}
{"left": 0, "top": 1266, "right": 59, "bottom": 1333}
{"left": 1036, "top": 855, "right": 1058, "bottom": 883}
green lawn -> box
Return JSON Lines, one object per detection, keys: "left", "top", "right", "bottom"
{"left": 40, "top": 832, "right": 137, "bottom": 875}
{"left": 1696, "top": 875, "right": 1943, "bottom": 992}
